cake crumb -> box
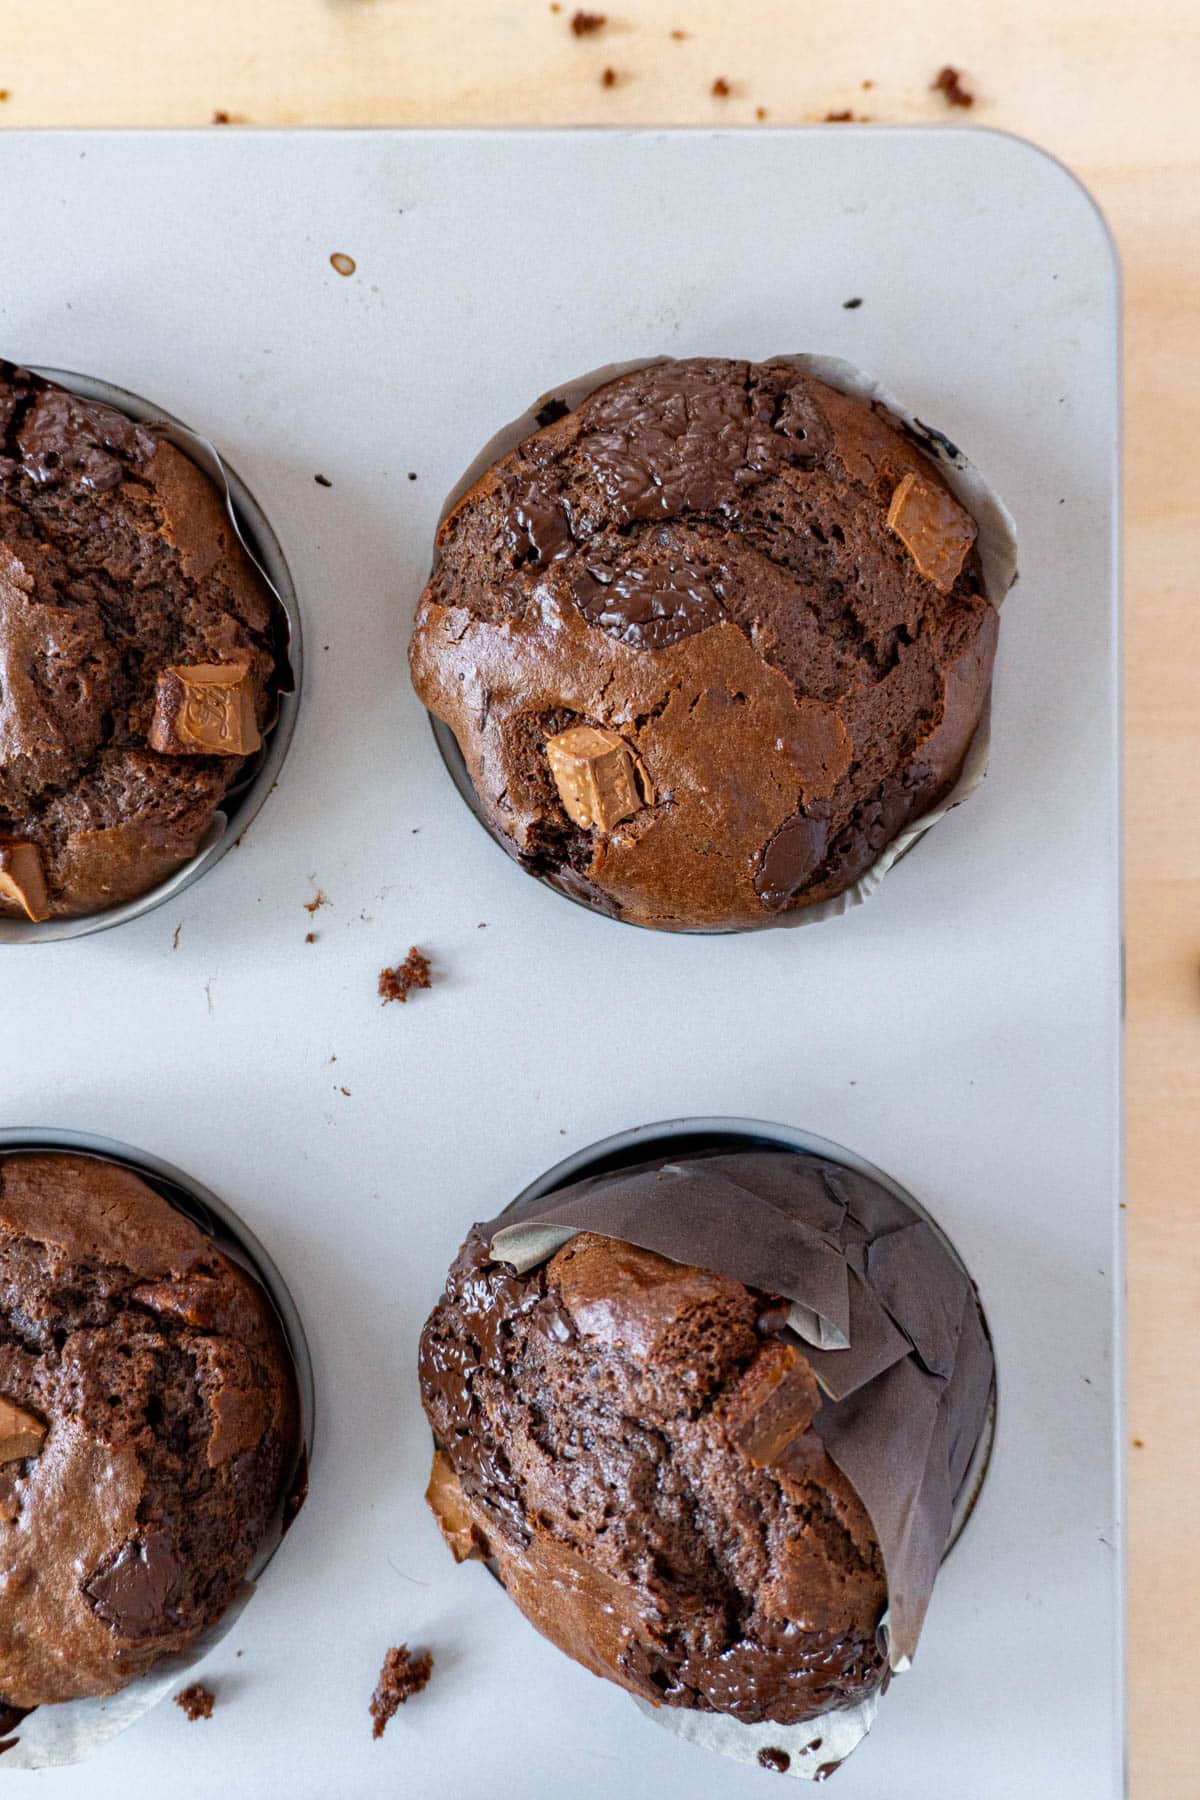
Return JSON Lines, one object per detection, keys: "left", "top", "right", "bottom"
{"left": 758, "top": 1747, "right": 790, "bottom": 1773}
{"left": 0, "top": 91, "right": 12, "bottom": 103}
{"left": 370, "top": 1645, "right": 432, "bottom": 1738}
{"left": 755, "top": 106, "right": 767, "bottom": 120}
{"left": 843, "top": 297, "right": 863, "bottom": 309}
{"left": 600, "top": 66, "right": 617, "bottom": 87}
{"left": 824, "top": 109, "right": 855, "bottom": 121}
{"left": 379, "top": 947, "right": 432, "bottom": 1004}
{"left": 314, "top": 473, "right": 332, "bottom": 487}
{"left": 304, "top": 888, "right": 329, "bottom": 913}
{"left": 670, "top": 28, "right": 686, "bottom": 39}
{"left": 571, "top": 9, "right": 606, "bottom": 33}
{"left": 330, "top": 252, "right": 357, "bottom": 277}
{"left": 305, "top": 932, "right": 317, "bottom": 944}
{"left": 711, "top": 77, "right": 731, "bottom": 97}
{"left": 175, "top": 1684, "right": 214, "bottom": 1722}
{"left": 931, "top": 65, "right": 974, "bottom": 107}
{"left": 211, "top": 110, "right": 231, "bottom": 125}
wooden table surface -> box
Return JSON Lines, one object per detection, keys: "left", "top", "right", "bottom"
{"left": 4, "top": 3, "right": 1195, "bottom": 1791}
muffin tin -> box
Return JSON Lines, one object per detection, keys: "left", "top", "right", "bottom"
{"left": 0, "top": 126, "right": 1122, "bottom": 1797}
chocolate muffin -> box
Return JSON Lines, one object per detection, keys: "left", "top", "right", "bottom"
{"left": 0, "top": 1153, "right": 298, "bottom": 1709}
{"left": 0, "top": 364, "right": 285, "bottom": 921}
{"left": 409, "top": 357, "right": 999, "bottom": 930}
{"left": 420, "top": 1227, "right": 888, "bottom": 1725}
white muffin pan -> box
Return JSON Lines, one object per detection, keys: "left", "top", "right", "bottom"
{"left": 0, "top": 127, "right": 1121, "bottom": 1798}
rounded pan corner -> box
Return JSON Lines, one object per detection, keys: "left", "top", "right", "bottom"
{"left": 956, "top": 125, "right": 1123, "bottom": 299}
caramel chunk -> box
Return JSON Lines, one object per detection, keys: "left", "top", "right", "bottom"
{"left": 0, "top": 841, "right": 50, "bottom": 921}
{"left": 149, "top": 662, "right": 261, "bottom": 756}
{"left": 546, "top": 725, "right": 651, "bottom": 832}
{"left": 426, "top": 1449, "right": 487, "bottom": 1564}
{"left": 886, "top": 471, "right": 977, "bottom": 593}
{"left": 722, "top": 1342, "right": 821, "bottom": 1467}
{"left": 0, "top": 1397, "right": 46, "bottom": 1465}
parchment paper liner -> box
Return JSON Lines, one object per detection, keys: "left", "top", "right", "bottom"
{"left": 0, "top": 367, "right": 303, "bottom": 946}
{"left": 0, "top": 1129, "right": 314, "bottom": 1769}
{"left": 427, "top": 355, "right": 1018, "bottom": 932}
{"left": 458, "top": 1119, "right": 994, "bottom": 1780}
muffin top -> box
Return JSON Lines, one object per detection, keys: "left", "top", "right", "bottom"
{"left": 0, "top": 1153, "right": 297, "bottom": 1709}
{"left": 410, "top": 357, "right": 998, "bottom": 930}
{"left": 0, "top": 363, "right": 284, "bottom": 921}
{"left": 420, "top": 1226, "right": 888, "bottom": 1726}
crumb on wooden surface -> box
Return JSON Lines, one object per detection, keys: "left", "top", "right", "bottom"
{"left": 571, "top": 9, "right": 606, "bottom": 33}
{"left": 711, "top": 77, "right": 731, "bottom": 97}
{"left": 931, "top": 65, "right": 974, "bottom": 107}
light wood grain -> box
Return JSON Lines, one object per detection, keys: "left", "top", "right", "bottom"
{"left": 4, "top": 2, "right": 1196, "bottom": 1790}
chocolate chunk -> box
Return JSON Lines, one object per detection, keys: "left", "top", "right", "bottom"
{"left": 758, "top": 1747, "right": 791, "bottom": 1772}
{"left": 0, "top": 841, "right": 50, "bottom": 921}
{"left": 754, "top": 808, "right": 831, "bottom": 910}
{"left": 17, "top": 385, "right": 156, "bottom": 493}
{"left": 571, "top": 560, "right": 726, "bottom": 649}
{"left": 0, "top": 1396, "right": 46, "bottom": 1464}
{"left": 545, "top": 725, "right": 651, "bottom": 831}
{"left": 149, "top": 662, "right": 262, "bottom": 757}
{"left": 83, "top": 1531, "right": 187, "bottom": 1639}
{"left": 886, "top": 470, "right": 976, "bottom": 593}
{"left": 370, "top": 1644, "right": 433, "bottom": 1738}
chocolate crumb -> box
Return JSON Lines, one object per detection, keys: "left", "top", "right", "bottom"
{"left": 711, "top": 77, "right": 731, "bottom": 97}
{"left": 211, "top": 110, "right": 231, "bottom": 125}
{"left": 571, "top": 9, "right": 606, "bottom": 33}
{"left": 175, "top": 1684, "right": 214, "bottom": 1722}
{"left": 314, "top": 473, "right": 332, "bottom": 487}
{"left": 601, "top": 66, "right": 617, "bottom": 87}
{"left": 932, "top": 65, "right": 974, "bottom": 107}
{"left": 330, "top": 252, "right": 357, "bottom": 277}
{"left": 815, "top": 1763, "right": 841, "bottom": 1783}
{"left": 843, "top": 297, "right": 863, "bottom": 309}
{"left": 824, "top": 109, "right": 854, "bottom": 121}
{"left": 304, "top": 889, "right": 328, "bottom": 913}
{"left": 407, "top": 472, "right": 418, "bottom": 481}
{"left": 305, "top": 931, "right": 317, "bottom": 944}
{"left": 535, "top": 397, "right": 571, "bottom": 428}
{"left": 370, "top": 1644, "right": 432, "bottom": 1738}
{"left": 379, "top": 947, "right": 432, "bottom": 1004}
{"left": 758, "top": 1747, "right": 790, "bottom": 1773}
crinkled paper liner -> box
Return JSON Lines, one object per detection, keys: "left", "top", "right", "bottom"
{"left": 484, "top": 1134, "right": 994, "bottom": 1780}
{"left": 0, "top": 367, "right": 301, "bottom": 945}
{"left": 431, "top": 354, "right": 1019, "bottom": 931}
{"left": 0, "top": 1133, "right": 313, "bottom": 1769}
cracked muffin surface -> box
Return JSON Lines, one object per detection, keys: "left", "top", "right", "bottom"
{"left": 409, "top": 357, "right": 998, "bottom": 930}
{"left": 419, "top": 1226, "right": 888, "bottom": 1725}
{"left": 0, "top": 1153, "right": 297, "bottom": 1709}
{"left": 0, "top": 363, "right": 284, "bottom": 921}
